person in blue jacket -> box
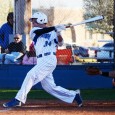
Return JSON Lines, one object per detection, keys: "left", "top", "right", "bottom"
{"left": 0, "top": 12, "right": 13, "bottom": 53}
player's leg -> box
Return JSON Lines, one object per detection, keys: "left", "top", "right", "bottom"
{"left": 41, "top": 74, "right": 83, "bottom": 107}
{"left": 14, "top": 64, "right": 47, "bottom": 104}
{"left": 3, "top": 63, "right": 56, "bottom": 108}
{"left": 15, "top": 63, "right": 56, "bottom": 104}
{"left": 3, "top": 65, "right": 39, "bottom": 107}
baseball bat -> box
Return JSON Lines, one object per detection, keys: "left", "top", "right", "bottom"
{"left": 66, "top": 15, "right": 104, "bottom": 28}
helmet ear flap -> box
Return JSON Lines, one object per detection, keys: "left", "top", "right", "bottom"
{"left": 36, "top": 18, "right": 45, "bottom": 24}
{"left": 36, "top": 18, "right": 39, "bottom": 24}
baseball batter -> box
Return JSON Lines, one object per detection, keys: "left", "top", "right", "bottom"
{"left": 3, "top": 12, "right": 83, "bottom": 108}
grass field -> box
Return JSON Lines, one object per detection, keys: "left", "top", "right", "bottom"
{"left": 0, "top": 89, "right": 115, "bottom": 115}
{"left": 0, "top": 89, "right": 115, "bottom": 100}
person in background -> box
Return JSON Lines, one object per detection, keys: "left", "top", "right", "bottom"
{"left": 86, "top": 67, "right": 115, "bottom": 87}
{"left": 99, "top": 70, "right": 115, "bottom": 87}
{"left": 0, "top": 12, "right": 13, "bottom": 53}
{"left": 22, "top": 42, "right": 37, "bottom": 65}
{"left": 0, "top": 34, "right": 26, "bottom": 64}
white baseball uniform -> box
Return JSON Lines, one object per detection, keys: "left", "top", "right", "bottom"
{"left": 15, "top": 26, "right": 78, "bottom": 104}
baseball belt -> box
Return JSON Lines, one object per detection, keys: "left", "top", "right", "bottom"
{"left": 37, "top": 52, "right": 56, "bottom": 58}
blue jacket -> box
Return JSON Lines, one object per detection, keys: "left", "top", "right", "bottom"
{"left": 0, "top": 22, "right": 13, "bottom": 49}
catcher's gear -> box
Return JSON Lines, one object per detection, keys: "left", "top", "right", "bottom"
{"left": 29, "top": 12, "right": 48, "bottom": 24}
{"left": 86, "top": 66, "right": 100, "bottom": 75}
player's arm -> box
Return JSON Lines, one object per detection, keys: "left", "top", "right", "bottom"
{"left": 86, "top": 66, "right": 115, "bottom": 78}
{"left": 100, "top": 70, "right": 115, "bottom": 78}
{"left": 57, "top": 32, "right": 64, "bottom": 46}
{"left": 30, "top": 25, "right": 66, "bottom": 44}
{"left": 31, "top": 27, "right": 56, "bottom": 43}
{"left": 33, "top": 24, "right": 66, "bottom": 37}
{"left": 34, "top": 27, "right": 55, "bottom": 36}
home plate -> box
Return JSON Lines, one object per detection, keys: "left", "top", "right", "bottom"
{"left": 0, "top": 108, "right": 12, "bottom": 112}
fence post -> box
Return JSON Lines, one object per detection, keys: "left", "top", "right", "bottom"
{"left": 14, "top": 0, "right": 32, "bottom": 50}
{"left": 113, "top": 1, "right": 115, "bottom": 67}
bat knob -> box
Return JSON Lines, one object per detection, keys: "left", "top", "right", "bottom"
{"left": 66, "top": 25, "right": 70, "bottom": 28}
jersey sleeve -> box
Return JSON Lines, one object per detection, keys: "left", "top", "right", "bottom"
{"left": 29, "top": 27, "right": 38, "bottom": 40}
{"left": 29, "top": 27, "right": 55, "bottom": 41}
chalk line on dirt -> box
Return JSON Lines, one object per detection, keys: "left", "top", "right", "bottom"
{"left": 0, "top": 108, "right": 12, "bottom": 112}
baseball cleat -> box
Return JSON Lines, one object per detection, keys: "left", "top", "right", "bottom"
{"left": 3, "top": 98, "right": 21, "bottom": 108}
{"left": 74, "top": 89, "right": 83, "bottom": 107}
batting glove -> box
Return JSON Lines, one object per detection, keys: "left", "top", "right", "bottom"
{"left": 55, "top": 24, "right": 66, "bottom": 32}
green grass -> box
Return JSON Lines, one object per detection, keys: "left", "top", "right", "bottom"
{"left": 81, "top": 89, "right": 115, "bottom": 100}
{"left": 0, "top": 89, "right": 115, "bottom": 101}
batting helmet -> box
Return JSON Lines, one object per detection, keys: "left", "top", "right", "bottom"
{"left": 29, "top": 12, "right": 48, "bottom": 24}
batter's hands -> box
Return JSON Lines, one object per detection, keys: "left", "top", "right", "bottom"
{"left": 55, "top": 24, "right": 66, "bottom": 32}
{"left": 86, "top": 66, "right": 101, "bottom": 75}
{"left": 65, "top": 23, "right": 73, "bottom": 28}
{"left": 56, "top": 31, "right": 61, "bottom": 36}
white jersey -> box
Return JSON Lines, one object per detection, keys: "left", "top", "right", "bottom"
{"left": 30, "top": 27, "right": 58, "bottom": 58}
{"left": 15, "top": 26, "right": 80, "bottom": 106}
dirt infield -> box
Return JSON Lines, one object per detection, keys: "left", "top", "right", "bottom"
{"left": 0, "top": 100, "right": 115, "bottom": 115}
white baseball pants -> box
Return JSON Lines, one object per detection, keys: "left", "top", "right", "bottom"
{"left": 15, "top": 56, "right": 77, "bottom": 104}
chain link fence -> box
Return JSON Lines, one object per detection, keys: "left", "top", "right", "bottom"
{"left": 0, "top": 0, "right": 114, "bottom": 65}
